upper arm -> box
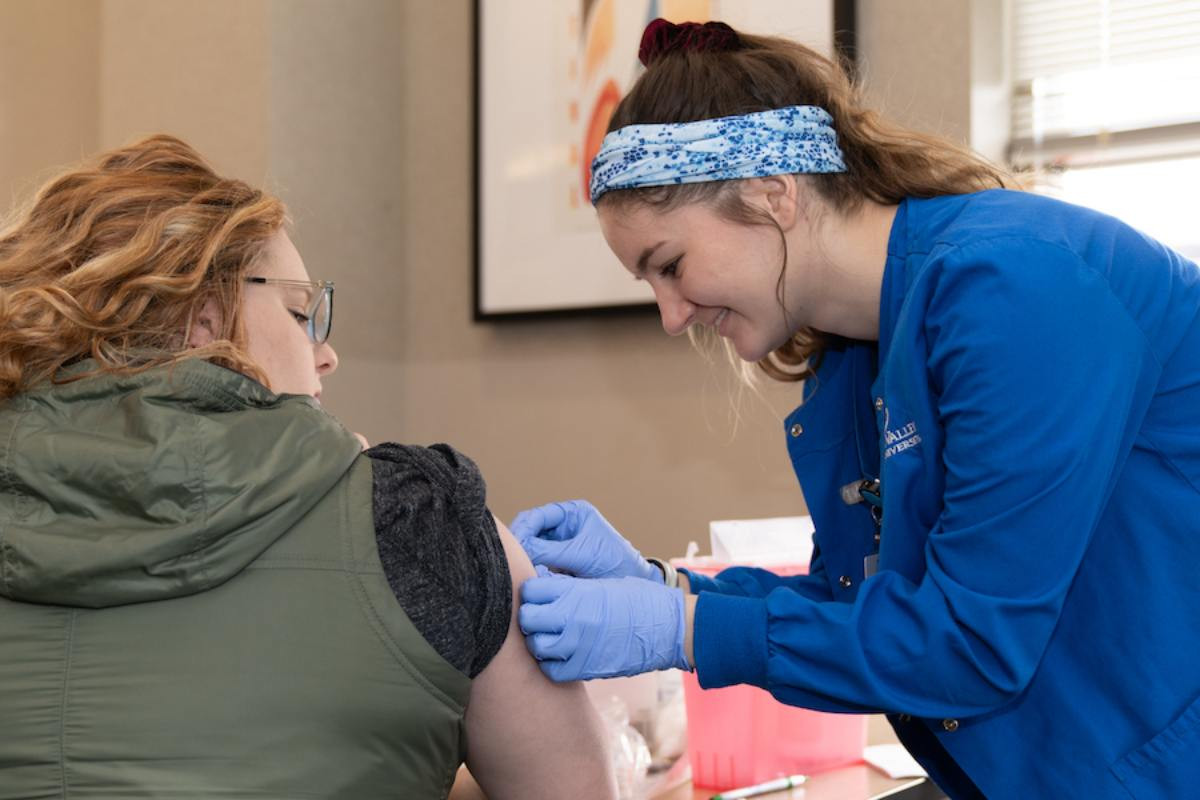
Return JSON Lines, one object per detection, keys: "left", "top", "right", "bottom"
{"left": 462, "top": 518, "right": 617, "bottom": 800}
{"left": 928, "top": 242, "right": 1155, "bottom": 588}
{"left": 918, "top": 241, "right": 1158, "bottom": 681}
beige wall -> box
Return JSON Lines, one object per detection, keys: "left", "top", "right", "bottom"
{"left": 857, "top": 0, "right": 972, "bottom": 142}
{"left": 0, "top": 0, "right": 984, "bottom": 563}
{"left": 325, "top": 0, "right": 806, "bottom": 556}
{"left": 0, "top": 0, "right": 98, "bottom": 204}
{"left": 98, "top": 0, "right": 271, "bottom": 179}
{"left": 857, "top": 0, "right": 1008, "bottom": 161}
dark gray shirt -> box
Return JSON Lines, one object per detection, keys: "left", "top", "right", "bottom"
{"left": 367, "top": 443, "right": 511, "bottom": 679}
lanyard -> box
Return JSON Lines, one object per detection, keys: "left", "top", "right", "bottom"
{"left": 841, "top": 345, "right": 883, "bottom": 577}
{"left": 842, "top": 345, "right": 883, "bottom": 530}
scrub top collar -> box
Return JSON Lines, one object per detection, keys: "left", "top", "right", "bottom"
{"left": 875, "top": 197, "right": 910, "bottom": 380}
{"left": 859, "top": 198, "right": 912, "bottom": 500}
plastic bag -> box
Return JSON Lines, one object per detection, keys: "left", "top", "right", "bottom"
{"left": 598, "top": 694, "right": 652, "bottom": 800}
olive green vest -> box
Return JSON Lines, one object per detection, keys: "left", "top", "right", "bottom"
{"left": 0, "top": 360, "right": 470, "bottom": 798}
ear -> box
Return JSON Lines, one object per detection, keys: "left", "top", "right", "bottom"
{"left": 743, "top": 174, "right": 801, "bottom": 231}
{"left": 186, "top": 297, "right": 221, "bottom": 348}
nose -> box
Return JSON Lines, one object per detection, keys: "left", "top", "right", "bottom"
{"left": 316, "top": 340, "right": 339, "bottom": 376}
{"left": 655, "top": 285, "right": 695, "bottom": 336}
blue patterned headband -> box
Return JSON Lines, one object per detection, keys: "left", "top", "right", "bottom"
{"left": 589, "top": 105, "right": 847, "bottom": 205}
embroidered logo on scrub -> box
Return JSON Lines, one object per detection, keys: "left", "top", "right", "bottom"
{"left": 882, "top": 407, "right": 922, "bottom": 459}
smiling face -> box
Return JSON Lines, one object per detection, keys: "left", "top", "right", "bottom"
{"left": 239, "top": 231, "right": 339, "bottom": 398}
{"left": 598, "top": 185, "right": 811, "bottom": 363}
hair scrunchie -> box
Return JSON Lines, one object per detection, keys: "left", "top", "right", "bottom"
{"left": 637, "top": 18, "right": 741, "bottom": 67}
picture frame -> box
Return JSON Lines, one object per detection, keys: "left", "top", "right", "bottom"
{"left": 473, "top": 0, "right": 857, "bottom": 320}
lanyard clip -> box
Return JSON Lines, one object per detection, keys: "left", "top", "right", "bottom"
{"left": 840, "top": 478, "right": 883, "bottom": 525}
{"left": 840, "top": 478, "right": 880, "bottom": 506}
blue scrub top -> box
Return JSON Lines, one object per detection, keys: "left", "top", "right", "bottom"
{"left": 685, "top": 189, "right": 1200, "bottom": 799}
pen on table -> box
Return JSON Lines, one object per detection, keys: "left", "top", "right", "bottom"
{"left": 710, "top": 774, "right": 807, "bottom": 800}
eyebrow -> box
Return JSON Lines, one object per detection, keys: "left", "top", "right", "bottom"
{"left": 280, "top": 284, "right": 312, "bottom": 304}
{"left": 635, "top": 241, "right": 668, "bottom": 277}
{"left": 247, "top": 277, "right": 316, "bottom": 302}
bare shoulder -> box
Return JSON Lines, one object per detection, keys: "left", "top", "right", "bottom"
{"left": 461, "top": 518, "right": 617, "bottom": 800}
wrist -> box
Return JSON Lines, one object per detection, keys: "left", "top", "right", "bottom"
{"left": 645, "top": 556, "right": 678, "bottom": 587}
{"left": 661, "top": 584, "right": 690, "bottom": 672}
{"left": 682, "top": 592, "right": 697, "bottom": 670}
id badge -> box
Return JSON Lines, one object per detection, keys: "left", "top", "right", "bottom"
{"left": 863, "top": 553, "right": 880, "bottom": 579}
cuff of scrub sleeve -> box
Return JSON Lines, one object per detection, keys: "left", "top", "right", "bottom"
{"left": 694, "top": 591, "right": 768, "bottom": 690}
{"left": 679, "top": 568, "right": 721, "bottom": 594}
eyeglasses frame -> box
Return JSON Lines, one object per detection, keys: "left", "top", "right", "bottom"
{"left": 244, "top": 277, "right": 335, "bottom": 344}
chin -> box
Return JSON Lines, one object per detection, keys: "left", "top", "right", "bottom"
{"left": 733, "top": 328, "right": 795, "bottom": 363}
{"left": 732, "top": 338, "right": 772, "bottom": 363}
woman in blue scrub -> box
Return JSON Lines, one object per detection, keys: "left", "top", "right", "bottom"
{"left": 513, "top": 18, "right": 1200, "bottom": 800}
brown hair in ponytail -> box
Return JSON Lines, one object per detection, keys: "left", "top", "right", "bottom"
{"left": 598, "top": 23, "right": 1016, "bottom": 382}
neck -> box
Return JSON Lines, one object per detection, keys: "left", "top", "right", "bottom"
{"left": 802, "top": 198, "right": 897, "bottom": 342}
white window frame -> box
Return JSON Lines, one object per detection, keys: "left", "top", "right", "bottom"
{"left": 1006, "top": 0, "right": 1200, "bottom": 258}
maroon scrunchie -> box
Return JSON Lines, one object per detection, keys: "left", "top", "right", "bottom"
{"left": 637, "top": 18, "right": 741, "bottom": 67}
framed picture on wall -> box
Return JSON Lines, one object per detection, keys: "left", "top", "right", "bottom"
{"left": 474, "top": 0, "right": 856, "bottom": 319}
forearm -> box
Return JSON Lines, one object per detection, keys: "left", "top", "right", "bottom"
{"left": 683, "top": 591, "right": 697, "bottom": 668}
{"left": 692, "top": 569, "right": 1042, "bottom": 717}
{"left": 681, "top": 564, "right": 833, "bottom": 602}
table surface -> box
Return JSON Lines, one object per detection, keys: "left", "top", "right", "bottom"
{"left": 648, "top": 758, "right": 938, "bottom": 800}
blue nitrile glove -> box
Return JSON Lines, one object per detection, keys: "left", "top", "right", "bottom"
{"left": 518, "top": 566, "right": 690, "bottom": 681}
{"left": 510, "top": 500, "right": 663, "bottom": 583}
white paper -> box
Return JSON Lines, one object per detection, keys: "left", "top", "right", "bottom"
{"left": 708, "top": 516, "right": 815, "bottom": 566}
{"left": 863, "top": 744, "right": 928, "bottom": 779}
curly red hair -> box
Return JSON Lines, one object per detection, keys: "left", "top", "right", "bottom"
{"left": 0, "top": 134, "right": 284, "bottom": 400}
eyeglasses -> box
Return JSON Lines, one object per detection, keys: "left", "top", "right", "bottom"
{"left": 245, "top": 277, "right": 335, "bottom": 344}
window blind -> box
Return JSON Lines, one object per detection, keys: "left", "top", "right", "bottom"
{"left": 1010, "top": 0, "right": 1200, "bottom": 166}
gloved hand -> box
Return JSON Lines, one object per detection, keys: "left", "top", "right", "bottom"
{"left": 509, "top": 500, "right": 663, "bottom": 583}
{"left": 519, "top": 566, "right": 690, "bottom": 681}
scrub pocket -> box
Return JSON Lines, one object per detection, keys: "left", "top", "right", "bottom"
{"left": 1111, "top": 694, "right": 1200, "bottom": 798}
